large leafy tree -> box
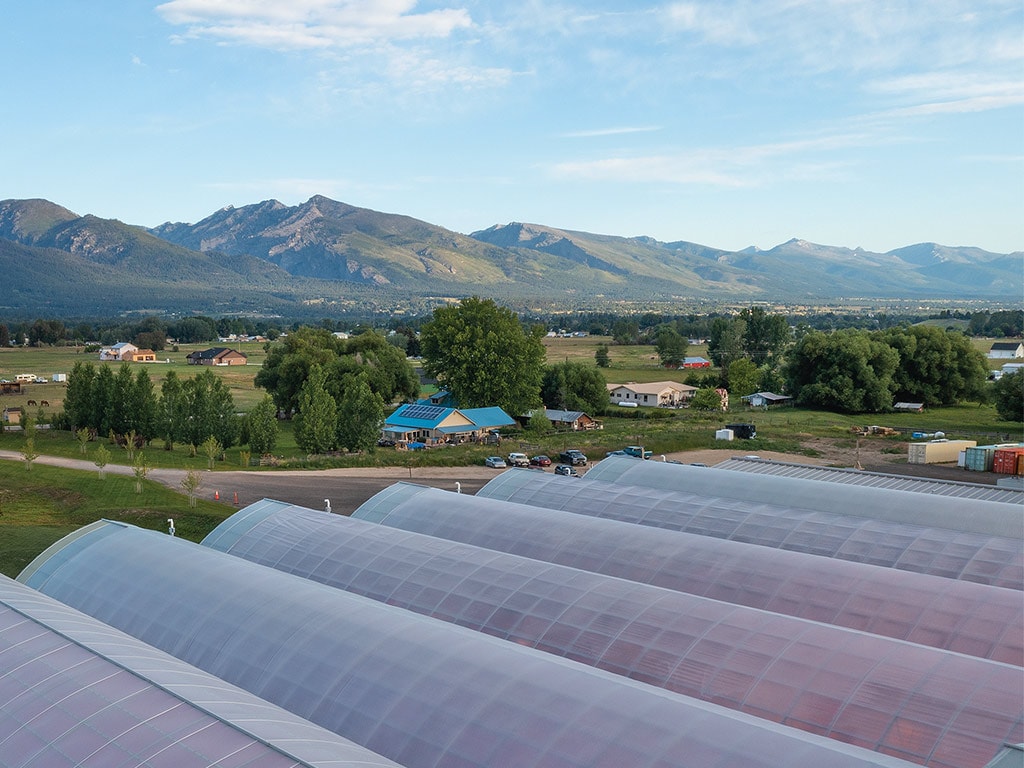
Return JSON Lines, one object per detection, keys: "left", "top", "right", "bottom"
{"left": 740, "top": 307, "right": 791, "bottom": 364}
{"left": 90, "top": 365, "right": 116, "bottom": 437}
{"left": 159, "top": 370, "right": 186, "bottom": 450}
{"left": 541, "top": 361, "right": 607, "bottom": 414}
{"left": 256, "top": 327, "right": 417, "bottom": 416}
{"left": 726, "top": 358, "right": 761, "bottom": 398}
{"left": 293, "top": 365, "right": 337, "bottom": 454}
{"left": 881, "top": 326, "right": 989, "bottom": 406}
{"left": 654, "top": 326, "right": 687, "bottom": 368}
{"left": 707, "top": 316, "right": 747, "bottom": 369}
{"left": 784, "top": 329, "right": 899, "bottom": 413}
{"left": 420, "top": 297, "right": 545, "bottom": 416}
{"left": 336, "top": 374, "right": 385, "bottom": 453}
{"left": 992, "top": 370, "right": 1024, "bottom": 423}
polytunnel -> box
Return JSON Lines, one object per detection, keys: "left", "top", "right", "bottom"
{"left": 17, "top": 521, "right": 923, "bottom": 768}
{"left": 0, "top": 573, "right": 399, "bottom": 768}
{"left": 585, "top": 455, "right": 1024, "bottom": 539}
{"left": 201, "top": 498, "right": 1023, "bottom": 768}
{"left": 351, "top": 483, "right": 1024, "bottom": 664}
{"left": 477, "top": 470, "right": 1024, "bottom": 590}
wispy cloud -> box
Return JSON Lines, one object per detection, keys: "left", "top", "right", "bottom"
{"left": 550, "top": 131, "right": 875, "bottom": 186}
{"left": 156, "top": 0, "right": 472, "bottom": 49}
{"left": 561, "top": 126, "right": 662, "bottom": 138}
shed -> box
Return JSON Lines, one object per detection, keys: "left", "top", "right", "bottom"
{"left": 893, "top": 402, "right": 924, "bottom": 412}
{"left": 741, "top": 392, "right": 792, "bottom": 408}
{"left": 2, "top": 406, "right": 22, "bottom": 425}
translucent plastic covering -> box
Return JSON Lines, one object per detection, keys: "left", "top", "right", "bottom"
{"left": 19, "top": 522, "right": 924, "bottom": 768}
{"left": 353, "top": 483, "right": 1024, "bottom": 665}
{"left": 585, "top": 455, "right": 1024, "bottom": 539}
{"left": 714, "top": 457, "right": 1024, "bottom": 504}
{"left": 477, "top": 470, "right": 1024, "bottom": 590}
{"left": 202, "top": 499, "right": 1024, "bottom": 768}
{"left": 0, "top": 574, "right": 399, "bottom": 768}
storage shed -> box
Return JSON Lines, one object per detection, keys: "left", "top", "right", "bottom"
{"left": 907, "top": 439, "right": 977, "bottom": 465}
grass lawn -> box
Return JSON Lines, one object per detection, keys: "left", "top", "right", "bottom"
{"left": 0, "top": 460, "right": 233, "bottom": 579}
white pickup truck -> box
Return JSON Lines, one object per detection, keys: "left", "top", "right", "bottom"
{"left": 506, "top": 452, "right": 529, "bottom": 467}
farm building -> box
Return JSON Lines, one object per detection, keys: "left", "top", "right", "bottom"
{"left": 381, "top": 403, "right": 515, "bottom": 445}
{"left": 541, "top": 408, "right": 601, "bottom": 430}
{"left": 741, "top": 391, "right": 792, "bottom": 407}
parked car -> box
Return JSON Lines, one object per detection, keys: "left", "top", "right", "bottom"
{"left": 559, "top": 449, "right": 588, "bottom": 466}
{"left": 485, "top": 456, "right": 507, "bottom": 468}
{"left": 623, "top": 445, "right": 653, "bottom": 459}
{"left": 530, "top": 455, "right": 552, "bottom": 467}
{"left": 507, "top": 452, "right": 530, "bottom": 467}
{"left": 554, "top": 464, "right": 579, "bottom": 476}
{"left": 376, "top": 438, "right": 396, "bottom": 447}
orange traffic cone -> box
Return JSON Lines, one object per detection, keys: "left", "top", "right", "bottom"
{"left": 233, "top": 491, "right": 239, "bottom": 505}
{"left": 214, "top": 490, "right": 220, "bottom": 501}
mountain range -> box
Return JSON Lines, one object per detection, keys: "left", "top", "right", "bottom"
{"left": 0, "top": 195, "right": 1019, "bottom": 318}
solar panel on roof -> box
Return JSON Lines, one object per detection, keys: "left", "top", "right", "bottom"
{"left": 400, "top": 404, "right": 447, "bottom": 420}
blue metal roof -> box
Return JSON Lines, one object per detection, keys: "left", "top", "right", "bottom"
{"left": 460, "top": 406, "right": 514, "bottom": 427}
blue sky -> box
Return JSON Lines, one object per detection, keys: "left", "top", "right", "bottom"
{"left": 2, "top": 1, "right": 1022, "bottom": 253}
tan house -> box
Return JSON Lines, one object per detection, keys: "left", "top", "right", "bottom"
{"left": 186, "top": 348, "right": 248, "bottom": 366}
{"left": 125, "top": 349, "right": 157, "bottom": 362}
{"left": 2, "top": 406, "right": 22, "bottom": 426}
{"left": 607, "top": 381, "right": 697, "bottom": 407}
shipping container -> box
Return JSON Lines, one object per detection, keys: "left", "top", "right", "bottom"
{"left": 963, "top": 444, "right": 1021, "bottom": 472}
{"left": 993, "top": 446, "right": 1024, "bottom": 475}
{"left": 907, "top": 439, "right": 977, "bottom": 465}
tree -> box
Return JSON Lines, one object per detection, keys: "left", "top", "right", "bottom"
{"left": 740, "top": 307, "right": 790, "bottom": 364}
{"left": 200, "top": 436, "right": 222, "bottom": 470}
{"left": 654, "top": 326, "right": 688, "bottom": 368}
{"left": 131, "top": 369, "right": 159, "bottom": 440}
{"left": 63, "top": 361, "right": 96, "bottom": 430}
{"left": 882, "top": 326, "right": 989, "bottom": 406}
{"left": 159, "top": 370, "right": 186, "bottom": 450}
{"left": 541, "top": 361, "right": 607, "bottom": 414}
{"left": 255, "top": 326, "right": 417, "bottom": 416}
{"left": 293, "top": 365, "right": 337, "bottom": 454}
{"left": 180, "top": 369, "right": 239, "bottom": 448}
{"left": 420, "top": 297, "right": 545, "bottom": 416}
{"left": 726, "top": 358, "right": 761, "bottom": 399}
{"left": 246, "top": 395, "right": 279, "bottom": 455}
{"left": 784, "top": 329, "right": 899, "bottom": 413}
{"left": 336, "top": 375, "right": 385, "bottom": 453}
{"left": 595, "top": 344, "right": 610, "bottom": 368}
{"left": 21, "top": 417, "right": 38, "bottom": 470}
{"left": 181, "top": 468, "right": 202, "bottom": 508}
{"left": 93, "top": 444, "right": 111, "bottom": 479}
{"left": 993, "top": 370, "right": 1024, "bottom": 422}
{"left": 132, "top": 453, "right": 149, "bottom": 493}
{"left": 690, "top": 388, "right": 725, "bottom": 411}
{"left": 707, "top": 316, "right": 747, "bottom": 369}
{"left": 526, "top": 410, "right": 552, "bottom": 434}
{"left": 90, "top": 365, "right": 116, "bottom": 437}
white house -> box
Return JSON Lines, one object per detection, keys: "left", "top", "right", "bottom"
{"left": 99, "top": 342, "right": 138, "bottom": 361}
{"left": 988, "top": 341, "right": 1024, "bottom": 359}
{"left": 607, "top": 381, "right": 696, "bottom": 407}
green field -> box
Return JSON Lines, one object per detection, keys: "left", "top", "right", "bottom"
{"left": 0, "top": 460, "right": 233, "bottom": 579}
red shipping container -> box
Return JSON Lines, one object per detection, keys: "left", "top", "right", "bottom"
{"left": 992, "top": 446, "right": 1024, "bottom": 474}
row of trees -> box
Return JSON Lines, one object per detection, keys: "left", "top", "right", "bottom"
{"left": 62, "top": 362, "right": 253, "bottom": 453}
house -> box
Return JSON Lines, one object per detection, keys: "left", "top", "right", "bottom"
{"left": 99, "top": 342, "right": 138, "bottom": 361}
{"left": 543, "top": 409, "right": 601, "bottom": 431}
{"left": 186, "top": 348, "right": 248, "bottom": 366}
{"left": 382, "top": 403, "right": 515, "bottom": 446}
{"left": 2, "top": 406, "right": 22, "bottom": 426}
{"left": 607, "top": 381, "right": 697, "bottom": 407}
{"left": 125, "top": 349, "right": 157, "bottom": 363}
{"left": 682, "top": 357, "right": 712, "bottom": 368}
{"left": 989, "top": 341, "right": 1024, "bottom": 359}
{"left": 741, "top": 392, "right": 793, "bottom": 408}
